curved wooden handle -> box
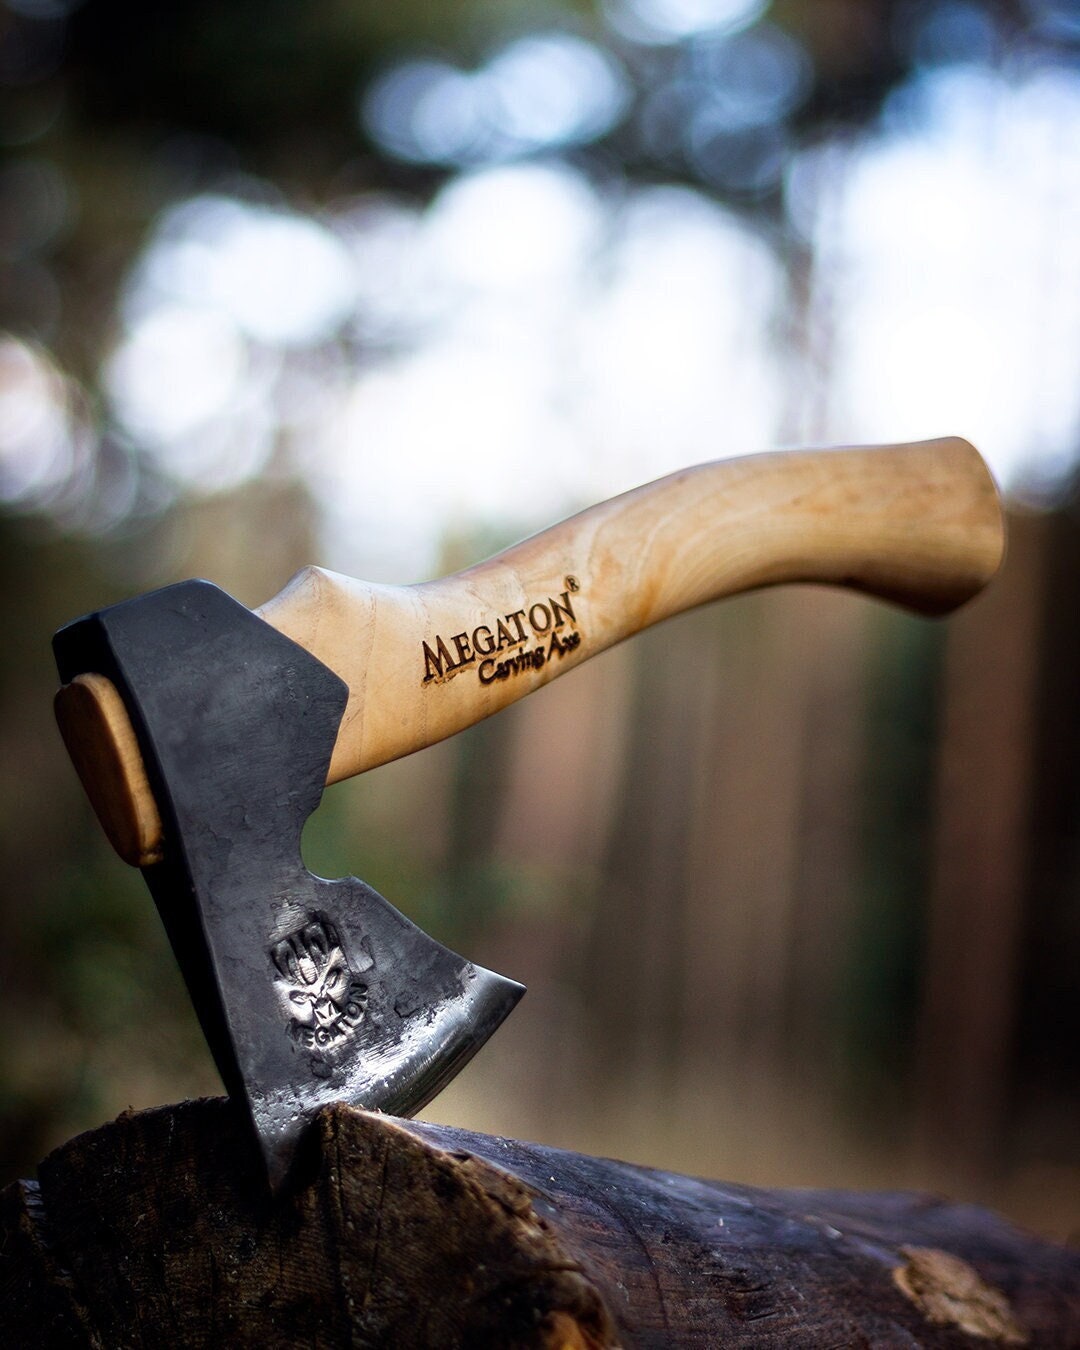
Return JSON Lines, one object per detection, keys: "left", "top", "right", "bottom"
{"left": 57, "top": 438, "right": 1004, "bottom": 866}
{"left": 261, "top": 437, "right": 1003, "bottom": 785}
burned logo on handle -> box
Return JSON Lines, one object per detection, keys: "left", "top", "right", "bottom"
{"left": 270, "top": 916, "right": 370, "bottom": 1052}
{"left": 420, "top": 577, "right": 583, "bottom": 687}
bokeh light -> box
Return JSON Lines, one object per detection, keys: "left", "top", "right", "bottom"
{"left": 817, "top": 64, "right": 1080, "bottom": 494}
{"left": 483, "top": 32, "right": 631, "bottom": 150}
{"left": 683, "top": 24, "right": 813, "bottom": 131}
{"left": 361, "top": 60, "right": 486, "bottom": 166}
{"left": 102, "top": 157, "right": 785, "bottom": 578}
{"left": 902, "top": 0, "right": 1004, "bottom": 68}
{"left": 606, "top": 0, "right": 768, "bottom": 45}
{"left": 105, "top": 304, "right": 275, "bottom": 492}
{"left": 361, "top": 33, "right": 630, "bottom": 168}
{"left": 0, "top": 336, "right": 68, "bottom": 499}
{"left": 125, "top": 195, "right": 357, "bottom": 347}
{"left": 79, "top": 51, "right": 1080, "bottom": 562}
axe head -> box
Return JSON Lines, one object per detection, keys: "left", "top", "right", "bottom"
{"left": 54, "top": 581, "right": 524, "bottom": 1190}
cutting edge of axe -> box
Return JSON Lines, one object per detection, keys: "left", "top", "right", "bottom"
{"left": 52, "top": 436, "right": 1005, "bottom": 1187}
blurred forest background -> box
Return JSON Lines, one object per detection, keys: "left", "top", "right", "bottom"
{"left": 1, "top": 0, "right": 1078, "bottom": 1240}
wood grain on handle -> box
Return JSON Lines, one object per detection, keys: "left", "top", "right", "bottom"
{"left": 56, "top": 438, "right": 1004, "bottom": 867}
{"left": 260, "top": 437, "right": 1004, "bottom": 787}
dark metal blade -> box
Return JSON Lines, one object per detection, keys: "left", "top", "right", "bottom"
{"left": 55, "top": 580, "right": 524, "bottom": 1189}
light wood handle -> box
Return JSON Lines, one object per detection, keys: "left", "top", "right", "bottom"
{"left": 263, "top": 437, "right": 1003, "bottom": 783}
{"left": 56, "top": 438, "right": 1004, "bottom": 866}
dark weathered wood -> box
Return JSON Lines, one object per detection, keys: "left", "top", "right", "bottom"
{"left": 0, "top": 1098, "right": 1076, "bottom": 1348}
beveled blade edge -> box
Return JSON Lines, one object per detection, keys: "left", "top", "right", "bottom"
{"left": 377, "top": 963, "right": 527, "bottom": 1119}
{"left": 253, "top": 963, "right": 525, "bottom": 1190}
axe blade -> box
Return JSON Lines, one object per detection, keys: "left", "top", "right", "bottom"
{"left": 54, "top": 580, "right": 524, "bottom": 1190}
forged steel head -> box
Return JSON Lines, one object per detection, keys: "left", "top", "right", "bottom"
{"left": 54, "top": 580, "right": 524, "bottom": 1190}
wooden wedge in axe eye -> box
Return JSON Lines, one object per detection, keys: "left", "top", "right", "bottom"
{"left": 53, "top": 437, "right": 1005, "bottom": 1190}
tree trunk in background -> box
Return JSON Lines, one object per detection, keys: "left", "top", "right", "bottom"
{"left": 584, "top": 616, "right": 702, "bottom": 1099}
{"left": 917, "top": 510, "right": 1044, "bottom": 1179}
{"left": 1020, "top": 501, "right": 1080, "bottom": 1145}
{"left": 3, "top": 1099, "right": 1078, "bottom": 1348}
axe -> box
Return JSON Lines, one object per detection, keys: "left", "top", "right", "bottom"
{"left": 53, "top": 438, "right": 1004, "bottom": 1189}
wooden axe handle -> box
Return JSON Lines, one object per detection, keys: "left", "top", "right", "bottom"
{"left": 57, "top": 438, "right": 1004, "bottom": 867}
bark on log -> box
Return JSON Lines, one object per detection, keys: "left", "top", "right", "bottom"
{"left": 1, "top": 1098, "right": 1077, "bottom": 1348}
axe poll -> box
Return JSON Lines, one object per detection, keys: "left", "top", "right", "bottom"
{"left": 53, "top": 437, "right": 1004, "bottom": 1188}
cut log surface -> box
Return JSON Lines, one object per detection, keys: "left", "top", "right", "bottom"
{"left": 1, "top": 1099, "right": 1077, "bottom": 1348}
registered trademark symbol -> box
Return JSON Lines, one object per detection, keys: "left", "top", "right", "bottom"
{"left": 565, "top": 575, "right": 580, "bottom": 592}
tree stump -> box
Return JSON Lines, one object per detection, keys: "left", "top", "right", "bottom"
{"left": 1, "top": 1098, "right": 1077, "bottom": 1347}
